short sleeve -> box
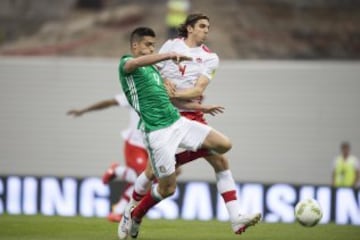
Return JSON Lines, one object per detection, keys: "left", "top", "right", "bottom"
{"left": 119, "top": 55, "right": 133, "bottom": 75}
{"left": 202, "top": 53, "right": 219, "bottom": 80}
{"left": 115, "top": 93, "right": 130, "bottom": 107}
{"left": 156, "top": 40, "right": 174, "bottom": 70}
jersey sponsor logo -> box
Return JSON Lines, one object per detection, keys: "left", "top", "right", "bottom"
{"left": 159, "top": 165, "right": 167, "bottom": 173}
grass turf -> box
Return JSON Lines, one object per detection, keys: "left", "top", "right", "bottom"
{"left": 0, "top": 215, "right": 359, "bottom": 240}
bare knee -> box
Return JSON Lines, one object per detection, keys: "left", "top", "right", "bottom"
{"left": 203, "top": 130, "right": 232, "bottom": 154}
{"left": 219, "top": 137, "right": 232, "bottom": 154}
{"left": 157, "top": 173, "right": 177, "bottom": 198}
{"left": 158, "top": 184, "right": 176, "bottom": 198}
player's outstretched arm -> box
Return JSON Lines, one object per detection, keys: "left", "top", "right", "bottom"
{"left": 172, "top": 75, "right": 209, "bottom": 100}
{"left": 67, "top": 99, "right": 118, "bottom": 117}
{"left": 171, "top": 99, "right": 224, "bottom": 116}
{"left": 124, "top": 52, "right": 192, "bottom": 73}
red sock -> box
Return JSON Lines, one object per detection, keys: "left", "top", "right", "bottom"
{"left": 175, "top": 149, "right": 210, "bottom": 167}
{"left": 132, "top": 191, "right": 161, "bottom": 221}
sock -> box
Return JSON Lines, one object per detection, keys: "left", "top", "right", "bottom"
{"left": 131, "top": 185, "right": 164, "bottom": 222}
{"left": 216, "top": 170, "right": 241, "bottom": 222}
{"left": 112, "top": 184, "right": 134, "bottom": 214}
{"left": 114, "top": 166, "right": 138, "bottom": 183}
{"left": 131, "top": 172, "right": 152, "bottom": 204}
{"left": 175, "top": 149, "right": 210, "bottom": 167}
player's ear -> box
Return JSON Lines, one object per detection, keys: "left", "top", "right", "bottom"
{"left": 186, "top": 25, "right": 193, "bottom": 34}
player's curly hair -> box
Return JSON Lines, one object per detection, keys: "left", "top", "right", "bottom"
{"left": 177, "top": 13, "right": 210, "bottom": 38}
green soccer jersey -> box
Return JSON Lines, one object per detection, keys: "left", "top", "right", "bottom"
{"left": 118, "top": 54, "right": 180, "bottom": 132}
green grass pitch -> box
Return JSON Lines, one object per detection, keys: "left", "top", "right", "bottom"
{"left": 0, "top": 215, "right": 359, "bottom": 240}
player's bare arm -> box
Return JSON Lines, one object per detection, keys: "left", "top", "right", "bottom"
{"left": 172, "top": 75, "right": 210, "bottom": 99}
{"left": 67, "top": 99, "right": 118, "bottom": 117}
{"left": 171, "top": 99, "right": 224, "bottom": 116}
{"left": 124, "top": 52, "right": 192, "bottom": 73}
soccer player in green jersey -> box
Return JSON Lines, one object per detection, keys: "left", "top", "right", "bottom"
{"left": 117, "top": 27, "right": 252, "bottom": 239}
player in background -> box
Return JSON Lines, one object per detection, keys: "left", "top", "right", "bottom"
{"left": 126, "top": 13, "right": 261, "bottom": 236}
{"left": 67, "top": 94, "right": 147, "bottom": 222}
{"left": 332, "top": 141, "right": 360, "bottom": 188}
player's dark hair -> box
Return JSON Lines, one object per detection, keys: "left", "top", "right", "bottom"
{"left": 341, "top": 141, "right": 350, "bottom": 149}
{"left": 130, "top": 27, "right": 156, "bottom": 44}
{"left": 177, "top": 13, "right": 210, "bottom": 38}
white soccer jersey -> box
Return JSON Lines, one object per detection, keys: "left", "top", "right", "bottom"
{"left": 157, "top": 38, "right": 219, "bottom": 92}
{"left": 114, "top": 94, "right": 144, "bottom": 148}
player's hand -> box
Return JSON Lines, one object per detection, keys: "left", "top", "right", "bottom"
{"left": 67, "top": 109, "right": 83, "bottom": 117}
{"left": 164, "top": 79, "right": 176, "bottom": 98}
{"left": 201, "top": 105, "right": 225, "bottom": 116}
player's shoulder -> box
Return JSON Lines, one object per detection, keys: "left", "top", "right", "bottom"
{"left": 163, "top": 37, "right": 184, "bottom": 47}
{"left": 200, "top": 44, "right": 219, "bottom": 59}
{"left": 119, "top": 54, "right": 133, "bottom": 65}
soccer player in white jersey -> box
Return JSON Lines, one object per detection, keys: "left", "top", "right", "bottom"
{"left": 67, "top": 93, "right": 147, "bottom": 222}
{"left": 127, "top": 13, "right": 261, "bottom": 236}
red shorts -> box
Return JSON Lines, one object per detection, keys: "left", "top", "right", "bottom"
{"left": 180, "top": 111, "right": 207, "bottom": 125}
{"left": 124, "top": 140, "right": 148, "bottom": 175}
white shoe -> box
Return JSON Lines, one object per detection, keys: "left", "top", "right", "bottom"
{"left": 117, "top": 205, "right": 134, "bottom": 239}
{"left": 231, "top": 213, "right": 261, "bottom": 234}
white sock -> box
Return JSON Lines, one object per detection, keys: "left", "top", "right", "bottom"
{"left": 216, "top": 170, "right": 241, "bottom": 222}
{"left": 114, "top": 166, "right": 138, "bottom": 183}
{"left": 130, "top": 172, "right": 152, "bottom": 204}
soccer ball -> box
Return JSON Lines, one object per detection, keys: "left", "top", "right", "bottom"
{"left": 294, "top": 198, "right": 323, "bottom": 227}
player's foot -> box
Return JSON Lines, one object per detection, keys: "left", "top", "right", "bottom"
{"left": 129, "top": 217, "right": 141, "bottom": 239}
{"left": 102, "top": 163, "right": 118, "bottom": 184}
{"left": 117, "top": 205, "right": 133, "bottom": 239}
{"left": 107, "top": 212, "right": 122, "bottom": 222}
{"left": 231, "top": 213, "right": 261, "bottom": 234}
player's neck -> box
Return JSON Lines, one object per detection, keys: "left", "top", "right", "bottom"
{"left": 184, "top": 38, "right": 201, "bottom": 48}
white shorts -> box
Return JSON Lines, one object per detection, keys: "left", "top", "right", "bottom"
{"left": 144, "top": 117, "right": 211, "bottom": 178}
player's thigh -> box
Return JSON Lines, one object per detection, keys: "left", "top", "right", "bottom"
{"left": 201, "top": 128, "right": 232, "bottom": 154}
{"left": 145, "top": 128, "right": 179, "bottom": 178}
{"left": 180, "top": 117, "right": 211, "bottom": 151}
{"left": 124, "top": 141, "right": 148, "bottom": 174}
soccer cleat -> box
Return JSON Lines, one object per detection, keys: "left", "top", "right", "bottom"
{"left": 102, "top": 163, "right": 118, "bottom": 184}
{"left": 118, "top": 207, "right": 131, "bottom": 239}
{"left": 107, "top": 212, "right": 122, "bottom": 222}
{"left": 129, "top": 218, "right": 141, "bottom": 239}
{"left": 231, "top": 213, "right": 262, "bottom": 234}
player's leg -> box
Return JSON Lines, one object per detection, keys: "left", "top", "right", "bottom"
{"left": 118, "top": 125, "right": 179, "bottom": 239}
{"left": 129, "top": 161, "right": 155, "bottom": 207}
{"left": 201, "top": 130, "right": 261, "bottom": 234}
{"left": 107, "top": 142, "right": 148, "bottom": 222}
{"left": 102, "top": 141, "right": 142, "bottom": 184}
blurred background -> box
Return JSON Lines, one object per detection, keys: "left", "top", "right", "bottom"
{"left": 1, "top": 0, "right": 360, "bottom": 182}
{"left": 0, "top": 0, "right": 360, "bottom": 223}
{"left": 0, "top": 0, "right": 359, "bottom": 59}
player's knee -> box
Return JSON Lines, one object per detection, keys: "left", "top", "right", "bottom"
{"left": 218, "top": 137, "right": 232, "bottom": 154}
{"left": 158, "top": 185, "right": 176, "bottom": 198}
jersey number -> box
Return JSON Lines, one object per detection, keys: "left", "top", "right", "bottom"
{"left": 178, "top": 64, "right": 187, "bottom": 76}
